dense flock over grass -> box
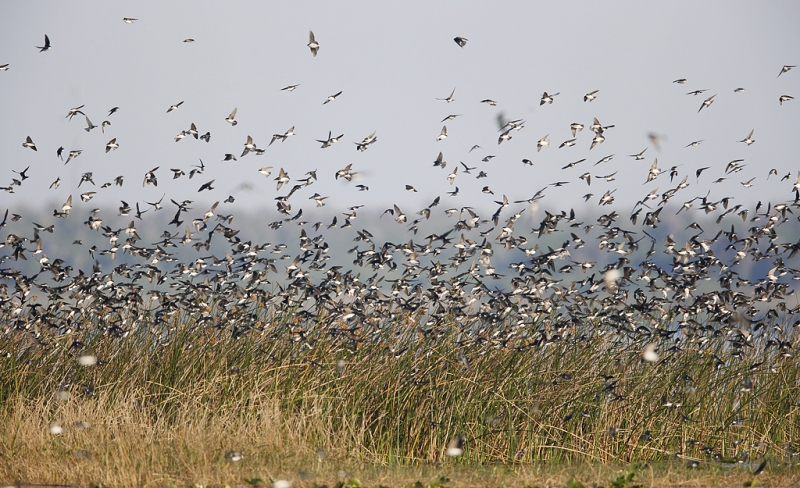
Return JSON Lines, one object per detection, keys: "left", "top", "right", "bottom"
{"left": 1, "top": 10, "right": 800, "bottom": 488}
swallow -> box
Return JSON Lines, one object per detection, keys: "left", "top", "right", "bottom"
{"left": 0, "top": 64, "right": 8, "bottom": 71}
{"left": 198, "top": 179, "right": 215, "bottom": 192}
{"left": 323, "top": 91, "right": 342, "bottom": 104}
{"left": 437, "top": 87, "right": 456, "bottom": 103}
{"left": 65, "top": 150, "right": 82, "bottom": 165}
{"left": 561, "top": 158, "right": 585, "bottom": 169}
{"left": 123, "top": 18, "right": 137, "bottom": 23}
{"left": 540, "top": 91, "right": 559, "bottom": 105}
{"left": 685, "top": 140, "right": 704, "bottom": 148}
{"left": 105, "top": 138, "right": 118, "bottom": 152}
{"left": 275, "top": 168, "right": 290, "bottom": 189}
{"left": 559, "top": 138, "right": 577, "bottom": 148}
{"left": 733, "top": 87, "right": 745, "bottom": 93}
{"left": 480, "top": 99, "right": 497, "bottom": 106}
{"left": 453, "top": 37, "right": 468, "bottom": 47}
{"left": 22, "top": 136, "right": 37, "bottom": 151}
{"left": 334, "top": 164, "right": 353, "bottom": 181}
{"left": 281, "top": 84, "right": 300, "bottom": 91}
{"left": 200, "top": 132, "right": 211, "bottom": 143}
{"left": 673, "top": 78, "right": 687, "bottom": 84}
{"left": 778, "top": 65, "right": 795, "bottom": 77}
{"left": 629, "top": 148, "right": 647, "bottom": 160}
{"left": 307, "top": 30, "right": 320, "bottom": 56}
{"left": 446, "top": 167, "right": 458, "bottom": 185}
{"left": 570, "top": 123, "right": 584, "bottom": 137}
{"left": 184, "top": 122, "right": 196, "bottom": 139}
{"left": 143, "top": 167, "right": 159, "bottom": 187}
{"left": 497, "top": 129, "right": 512, "bottom": 144}
{"left": 84, "top": 116, "right": 97, "bottom": 132}
{"left": 537, "top": 135, "right": 550, "bottom": 152}
{"left": 65, "top": 105, "right": 85, "bottom": 121}
{"left": 270, "top": 126, "right": 295, "bottom": 145}
{"left": 226, "top": 107, "right": 238, "bottom": 126}
{"left": 183, "top": 38, "right": 194, "bottom": 43}
{"left": 739, "top": 129, "right": 755, "bottom": 146}
{"left": 241, "top": 135, "right": 257, "bottom": 156}
{"left": 590, "top": 132, "right": 605, "bottom": 149}
{"left": 36, "top": 34, "right": 51, "bottom": 52}
{"left": 166, "top": 101, "right": 184, "bottom": 113}
{"left": 593, "top": 154, "right": 614, "bottom": 166}
{"left": 405, "top": 185, "right": 417, "bottom": 192}
{"left": 698, "top": 94, "right": 716, "bottom": 112}
{"left": 355, "top": 130, "right": 377, "bottom": 151}
{"left": 60, "top": 195, "right": 72, "bottom": 216}
{"left": 584, "top": 90, "right": 599, "bottom": 102}
{"left": 101, "top": 120, "right": 111, "bottom": 133}
{"left": 436, "top": 126, "right": 448, "bottom": 141}
{"left": 317, "top": 131, "right": 344, "bottom": 148}
{"left": 12, "top": 166, "right": 30, "bottom": 182}
{"left": 779, "top": 95, "right": 794, "bottom": 105}
{"left": 222, "top": 154, "right": 237, "bottom": 161}
{"left": 589, "top": 117, "right": 614, "bottom": 133}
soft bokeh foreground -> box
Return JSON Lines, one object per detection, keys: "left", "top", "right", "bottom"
{"left": 1, "top": 312, "right": 798, "bottom": 486}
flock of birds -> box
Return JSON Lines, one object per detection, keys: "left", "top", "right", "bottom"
{"left": 0, "top": 25, "right": 799, "bottom": 384}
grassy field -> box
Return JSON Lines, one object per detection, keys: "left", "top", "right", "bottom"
{"left": 1, "top": 311, "right": 798, "bottom": 487}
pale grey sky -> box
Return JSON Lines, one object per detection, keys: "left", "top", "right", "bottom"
{"left": 0, "top": 1, "right": 798, "bottom": 221}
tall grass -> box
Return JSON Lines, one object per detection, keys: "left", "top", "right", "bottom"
{"left": 1, "top": 308, "right": 798, "bottom": 485}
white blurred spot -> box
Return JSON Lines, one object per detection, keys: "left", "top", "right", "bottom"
{"left": 78, "top": 355, "right": 97, "bottom": 366}
{"left": 49, "top": 423, "right": 63, "bottom": 435}
{"left": 274, "top": 480, "right": 291, "bottom": 488}
{"left": 643, "top": 343, "right": 659, "bottom": 362}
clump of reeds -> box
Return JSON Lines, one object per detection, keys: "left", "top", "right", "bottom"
{"left": 0, "top": 309, "right": 798, "bottom": 485}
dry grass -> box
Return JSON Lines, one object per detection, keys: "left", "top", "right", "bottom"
{"left": 1, "top": 315, "right": 799, "bottom": 486}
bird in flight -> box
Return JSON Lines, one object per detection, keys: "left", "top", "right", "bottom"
{"left": 453, "top": 37, "right": 468, "bottom": 48}
{"left": 105, "top": 138, "right": 119, "bottom": 153}
{"left": 65, "top": 150, "right": 82, "bottom": 165}
{"left": 323, "top": 91, "right": 342, "bottom": 104}
{"left": 308, "top": 31, "right": 320, "bottom": 57}
{"left": 739, "top": 129, "right": 755, "bottom": 146}
{"left": 36, "top": 34, "right": 51, "bottom": 52}
{"left": 540, "top": 92, "right": 559, "bottom": 105}
{"left": 584, "top": 90, "right": 599, "bottom": 102}
{"left": 226, "top": 108, "right": 238, "bottom": 126}
{"left": 437, "top": 87, "right": 456, "bottom": 103}
{"left": 167, "top": 101, "right": 184, "bottom": 113}
{"left": 698, "top": 94, "right": 716, "bottom": 112}
{"left": 84, "top": 116, "right": 97, "bottom": 132}
{"left": 629, "top": 148, "right": 647, "bottom": 160}
{"left": 778, "top": 65, "right": 795, "bottom": 77}
{"left": 537, "top": 135, "right": 549, "bottom": 152}
{"left": 22, "top": 136, "right": 37, "bottom": 151}
{"left": 123, "top": 18, "right": 137, "bottom": 23}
